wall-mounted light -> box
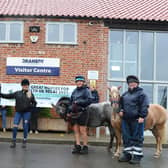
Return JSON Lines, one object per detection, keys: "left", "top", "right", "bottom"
{"left": 29, "top": 26, "right": 40, "bottom": 33}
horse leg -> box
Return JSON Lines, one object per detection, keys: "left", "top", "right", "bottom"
{"left": 114, "top": 131, "right": 121, "bottom": 157}
{"left": 155, "top": 123, "right": 166, "bottom": 157}
{"left": 152, "top": 126, "right": 163, "bottom": 158}
{"left": 113, "top": 126, "right": 122, "bottom": 157}
{"left": 107, "top": 124, "right": 115, "bottom": 152}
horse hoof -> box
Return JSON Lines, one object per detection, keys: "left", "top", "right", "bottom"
{"left": 114, "top": 153, "right": 120, "bottom": 157}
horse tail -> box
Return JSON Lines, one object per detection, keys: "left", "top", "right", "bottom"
{"left": 160, "top": 109, "right": 168, "bottom": 144}
{"left": 160, "top": 121, "right": 167, "bottom": 144}
{"left": 161, "top": 109, "right": 168, "bottom": 143}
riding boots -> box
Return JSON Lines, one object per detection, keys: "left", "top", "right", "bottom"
{"left": 118, "top": 153, "right": 131, "bottom": 162}
{"left": 80, "top": 145, "right": 88, "bottom": 154}
{"left": 10, "top": 140, "right": 16, "bottom": 148}
{"left": 22, "top": 139, "right": 27, "bottom": 148}
{"left": 72, "top": 145, "right": 81, "bottom": 154}
{"left": 129, "top": 155, "right": 141, "bottom": 164}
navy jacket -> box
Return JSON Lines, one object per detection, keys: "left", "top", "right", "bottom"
{"left": 71, "top": 85, "right": 92, "bottom": 108}
{"left": 91, "top": 90, "right": 99, "bottom": 103}
{"left": 120, "top": 87, "right": 149, "bottom": 120}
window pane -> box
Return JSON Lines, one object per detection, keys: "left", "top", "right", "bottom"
{"left": 109, "top": 31, "right": 123, "bottom": 78}
{"left": 156, "top": 33, "right": 168, "bottom": 81}
{"left": 141, "top": 32, "right": 154, "bottom": 80}
{"left": 125, "top": 63, "right": 137, "bottom": 76}
{"left": 63, "top": 24, "right": 75, "bottom": 42}
{"left": 109, "top": 62, "right": 123, "bottom": 78}
{"left": 47, "top": 24, "right": 59, "bottom": 42}
{"left": 0, "top": 23, "right": 6, "bottom": 41}
{"left": 140, "top": 84, "right": 153, "bottom": 103}
{"left": 158, "top": 86, "right": 167, "bottom": 108}
{"left": 10, "top": 23, "right": 21, "bottom": 41}
{"left": 109, "top": 31, "right": 123, "bottom": 60}
{"left": 125, "top": 31, "right": 138, "bottom": 76}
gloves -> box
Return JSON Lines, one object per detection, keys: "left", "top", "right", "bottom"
{"left": 72, "top": 103, "right": 78, "bottom": 113}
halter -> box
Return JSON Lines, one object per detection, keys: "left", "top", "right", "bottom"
{"left": 109, "top": 87, "right": 120, "bottom": 110}
{"left": 110, "top": 95, "right": 120, "bottom": 107}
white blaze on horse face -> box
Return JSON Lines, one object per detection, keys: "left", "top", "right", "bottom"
{"left": 109, "top": 86, "right": 120, "bottom": 109}
{"left": 111, "top": 87, "right": 118, "bottom": 97}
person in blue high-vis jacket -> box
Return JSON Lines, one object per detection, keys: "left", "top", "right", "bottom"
{"left": 118, "top": 75, "right": 149, "bottom": 164}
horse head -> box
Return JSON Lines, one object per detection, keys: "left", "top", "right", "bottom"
{"left": 108, "top": 86, "right": 121, "bottom": 112}
{"left": 53, "top": 97, "right": 71, "bottom": 120}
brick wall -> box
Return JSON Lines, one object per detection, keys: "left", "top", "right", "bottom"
{"left": 0, "top": 17, "right": 109, "bottom": 118}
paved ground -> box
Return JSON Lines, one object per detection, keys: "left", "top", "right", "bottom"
{"left": 0, "top": 142, "right": 168, "bottom": 168}
{"left": 1, "top": 131, "right": 166, "bottom": 147}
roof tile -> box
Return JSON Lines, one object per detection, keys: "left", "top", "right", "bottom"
{"left": 0, "top": 0, "right": 168, "bottom": 21}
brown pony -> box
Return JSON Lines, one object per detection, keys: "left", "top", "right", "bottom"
{"left": 108, "top": 86, "right": 168, "bottom": 158}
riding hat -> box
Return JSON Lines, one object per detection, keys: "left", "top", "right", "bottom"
{"left": 126, "top": 75, "right": 139, "bottom": 84}
{"left": 21, "top": 79, "right": 30, "bottom": 86}
{"left": 75, "top": 75, "right": 85, "bottom": 82}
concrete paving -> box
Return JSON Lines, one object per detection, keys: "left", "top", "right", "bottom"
{"left": 0, "top": 142, "right": 168, "bottom": 168}
{"left": 0, "top": 131, "right": 168, "bottom": 147}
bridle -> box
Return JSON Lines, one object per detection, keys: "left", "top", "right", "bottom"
{"left": 109, "top": 89, "right": 120, "bottom": 110}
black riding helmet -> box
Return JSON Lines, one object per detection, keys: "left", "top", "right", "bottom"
{"left": 21, "top": 79, "right": 30, "bottom": 86}
{"left": 126, "top": 75, "right": 139, "bottom": 84}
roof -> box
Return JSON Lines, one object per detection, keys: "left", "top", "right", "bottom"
{"left": 0, "top": 0, "right": 168, "bottom": 22}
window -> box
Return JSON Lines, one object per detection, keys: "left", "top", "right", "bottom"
{"left": 108, "top": 29, "right": 168, "bottom": 104}
{"left": 109, "top": 31, "right": 123, "bottom": 79}
{"left": 125, "top": 31, "right": 138, "bottom": 76}
{"left": 109, "top": 30, "right": 138, "bottom": 79}
{"left": 141, "top": 32, "right": 154, "bottom": 80}
{"left": 156, "top": 33, "right": 168, "bottom": 81}
{"left": 0, "top": 22, "right": 23, "bottom": 43}
{"left": 46, "top": 22, "right": 77, "bottom": 44}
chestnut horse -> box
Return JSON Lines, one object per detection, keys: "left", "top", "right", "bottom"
{"left": 108, "top": 86, "right": 168, "bottom": 158}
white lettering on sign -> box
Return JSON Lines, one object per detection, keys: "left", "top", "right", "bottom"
{"left": 33, "top": 68, "right": 51, "bottom": 73}
{"left": 15, "top": 67, "right": 33, "bottom": 73}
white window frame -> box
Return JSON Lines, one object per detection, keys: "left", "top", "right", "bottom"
{"left": 0, "top": 21, "right": 24, "bottom": 43}
{"left": 46, "top": 22, "right": 77, "bottom": 45}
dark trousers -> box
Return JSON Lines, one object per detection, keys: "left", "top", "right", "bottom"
{"left": 30, "top": 111, "right": 39, "bottom": 131}
{"left": 121, "top": 119, "right": 144, "bottom": 158}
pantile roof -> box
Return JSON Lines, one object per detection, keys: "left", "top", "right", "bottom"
{"left": 0, "top": 0, "right": 168, "bottom": 22}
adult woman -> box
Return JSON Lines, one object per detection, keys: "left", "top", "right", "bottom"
{"left": 0, "top": 79, "right": 36, "bottom": 148}
{"left": 90, "top": 85, "right": 99, "bottom": 104}
{"left": 0, "top": 105, "right": 7, "bottom": 132}
{"left": 68, "top": 75, "right": 92, "bottom": 154}
{"left": 118, "top": 75, "right": 149, "bottom": 164}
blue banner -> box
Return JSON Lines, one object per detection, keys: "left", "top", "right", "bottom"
{"left": 6, "top": 66, "right": 60, "bottom": 76}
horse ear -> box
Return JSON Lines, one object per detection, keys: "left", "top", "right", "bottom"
{"left": 107, "top": 86, "right": 111, "bottom": 91}
{"left": 118, "top": 86, "right": 122, "bottom": 90}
